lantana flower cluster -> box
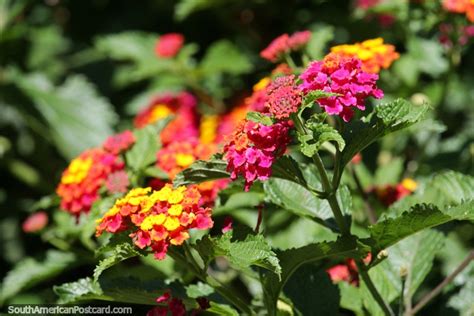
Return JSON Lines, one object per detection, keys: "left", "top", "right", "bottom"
{"left": 223, "top": 120, "right": 291, "bottom": 190}
{"left": 299, "top": 52, "right": 384, "bottom": 122}
{"left": 260, "top": 30, "right": 311, "bottom": 62}
{"left": 96, "top": 185, "right": 213, "bottom": 260}
{"left": 330, "top": 38, "right": 400, "bottom": 74}
{"left": 265, "top": 74, "right": 302, "bottom": 119}
{"left": 134, "top": 92, "right": 199, "bottom": 146}
{"left": 443, "top": 0, "right": 474, "bottom": 22}
{"left": 373, "top": 178, "right": 417, "bottom": 206}
{"left": 56, "top": 131, "right": 136, "bottom": 215}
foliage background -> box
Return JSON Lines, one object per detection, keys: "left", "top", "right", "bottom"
{"left": 0, "top": 0, "right": 473, "bottom": 314}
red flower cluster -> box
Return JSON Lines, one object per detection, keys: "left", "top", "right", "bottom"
{"left": 327, "top": 254, "right": 372, "bottom": 286}
{"left": 373, "top": 178, "right": 417, "bottom": 206}
{"left": 57, "top": 148, "right": 125, "bottom": 215}
{"left": 223, "top": 120, "right": 291, "bottom": 190}
{"left": 155, "top": 33, "right": 185, "bottom": 58}
{"left": 96, "top": 185, "right": 213, "bottom": 260}
{"left": 299, "top": 52, "right": 383, "bottom": 122}
{"left": 265, "top": 74, "right": 302, "bottom": 119}
{"left": 260, "top": 30, "right": 311, "bottom": 62}
{"left": 134, "top": 92, "right": 199, "bottom": 146}
{"left": 439, "top": 23, "right": 474, "bottom": 48}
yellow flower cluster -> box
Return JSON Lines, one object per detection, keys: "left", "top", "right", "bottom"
{"left": 331, "top": 38, "right": 399, "bottom": 73}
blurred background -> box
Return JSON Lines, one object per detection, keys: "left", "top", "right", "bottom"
{"left": 0, "top": 0, "right": 473, "bottom": 310}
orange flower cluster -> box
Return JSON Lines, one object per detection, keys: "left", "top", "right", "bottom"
{"left": 96, "top": 185, "right": 213, "bottom": 260}
{"left": 443, "top": 0, "right": 474, "bottom": 22}
{"left": 330, "top": 38, "right": 399, "bottom": 73}
{"left": 156, "top": 140, "right": 216, "bottom": 180}
{"left": 57, "top": 148, "right": 125, "bottom": 215}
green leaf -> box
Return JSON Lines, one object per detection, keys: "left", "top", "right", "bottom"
{"left": 284, "top": 264, "right": 340, "bottom": 315}
{"left": 93, "top": 243, "right": 141, "bottom": 282}
{"left": 173, "top": 159, "right": 230, "bottom": 187}
{"left": 339, "top": 282, "right": 364, "bottom": 315}
{"left": 143, "top": 166, "right": 169, "bottom": 179}
{"left": 95, "top": 31, "right": 174, "bottom": 86}
{"left": 11, "top": 72, "right": 117, "bottom": 159}
{"left": 298, "top": 121, "right": 345, "bottom": 157}
{"left": 306, "top": 25, "right": 335, "bottom": 60}
{"left": 337, "top": 98, "right": 428, "bottom": 176}
{"left": 407, "top": 38, "right": 448, "bottom": 77}
{"left": 54, "top": 276, "right": 169, "bottom": 305}
{"left": 261, "top": 236, "right": 364, "bottom": 315}
{"left": 194, "top": 231, "right": 281, "bottom": 275}
{"left": 387, "top": 230, "right": 445, "bottom": 303}
{"left": 300, "top": 90, "right": 340, "bottom": 113}
{"left": 126, "top": 125, "right": 160, "bottom": 172}
{"left": 364, "top": 202, "right": 473, "bottom": 254}
{"left": 246, "top": 111, "right": 273, "bottom": 126}
{"left": 271, "top": 155, "right": 307, "bottom": 187}
{"left": 264, "top": 178, "right": 332, "bottom": 220}
{"left": 200, "top": 40, "right": 253, "bottom": 75}
{"left": 1, "top": 250, "right": 76, "bottom": 304}
{"left": 185, "top": 282, "right": 214, "bottom": 298}
{"left": 174, "top": 0, "right": 226, "bottom": 20}
{"left": 206, "top": 302, "right": 239, "bottom": 316}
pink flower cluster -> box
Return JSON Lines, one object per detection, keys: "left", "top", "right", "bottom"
{"left": 103, "top": 130, "right": 135, "bottom": 155}
{"left": 223, "top": 120, "right": 291, "bottom": 190}
{"left": 155, "top": 33, "right": 184, "bottom": 58}
{"left": 265, "top": 74, "right": 302, "bottom": 119}
{"left": 299, "top": 53, "right": 383, "bottom": 122}
{"left": 439, "top": 23, "right": 474, "bottom": 48}
{"left": 260, "top": 30, "right": 311, "bottom": 62}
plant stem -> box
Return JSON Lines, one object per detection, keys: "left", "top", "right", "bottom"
{"left": 357, "top": 261, "right": 396, "bottom": 316}
{"left": 409, "top": 250, "right": 474, "bottom": 315}
{"left": 168, "top": 246, "right": 253, "bottom": 314}
{"left": 293, "top": 113, "right": 393, "bottom": 315}
{"left": 312, "top": 153, "right": 350, "bottom": 235}
{"left": 255, "top": 204, "right": 263, "bottom": 233}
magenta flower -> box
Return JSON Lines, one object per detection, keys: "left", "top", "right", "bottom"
{"left": 299, "top": 53, "right": 383, "bottom": 121}
{"left": 223, "top": 120, "right": 291, "bottom": 190}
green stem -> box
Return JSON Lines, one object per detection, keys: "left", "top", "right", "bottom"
{"left": 292, "top": 113, "right": 393, "bottom": 315}
{"left": 357, "top": 261, "right": 395, "bottom": 316}
{"left": 169, "top": 246, "right": 252, "bottom": 314}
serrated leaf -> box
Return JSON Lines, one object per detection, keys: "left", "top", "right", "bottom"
{"left": 261, "top": 235, "right": 364, "bottom": 315}
{"left": 11, "top": 72, "right": 117, "bottom": 159}
{"left": 336, "top": 98, "right": 428, "bottom": 181}
{"left": 246, "top": 111, "right": 273, "bottom": 126}
{"left": 194, "top": 231, "right": 281, "bottom": 275}
{"left": 200, "top": 40, "right": 253, "bottom": 75}
{"left": 270, "top": 155, "right": 307, "bottom": 187}
{"left": 173, "top": 159, "right": 230, "bottom": 187}
{"left": 126, "top": 125, "right": 161, "bottom": 172}
{"left": 206, "top": 302, "right": 239, "bottom": 316}
{"left": 54, "top": 276, "right": 170, "bottom": 305}
{"left": 93, "top": 243, "right": 141, "bottom": 282}
{"left": 1, "top": 250, "right": 76, "bottom": 304}
{"left": 298, "top": 121, "right": 345, "bottom": 157}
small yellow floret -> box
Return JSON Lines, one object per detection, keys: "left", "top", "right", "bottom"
{"left": 401, "top": 178, "right": 417, "bottom": 192}
{"left": 175, "top": 153, "right": 195, "bottom": 167}
{"left": 168, "top": 204, "right": 183, "bottom": 216}
{"left": 140, "top": 214, "right": 166, "bottom": 230}
{"left": 163, "top": 216, "right": 180, "bottom": 231}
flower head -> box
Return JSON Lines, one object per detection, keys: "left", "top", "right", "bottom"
{"left": 156, "top": 140, "right": 216, "bottom": 180}
{"left": 103, "top": 130, "right": 135, "bottom": 155}
{"left": 223, "top": 120, "right": 291, "bottom": 190}
{"left": 299, "top": 53, "right": 383, "bottom": 121}
{"left": 265, "top": 74, "right": 302, "bottom": 119}
{"left": 260, "top": 31, "right": 311, "bottom": 62}
{"left": 155, "top": 33, "right": 185, "bottom": 58}
{"left": 22, "top": 211, "right": 48, "bottom": 233}
{"left": 373, "top": 178, "right": 417, "bottom": 206}
{"left": 96, "top": 184, "right": 213, "bottom": 260}
{"left": 330, "top": 38, "right": 400, "bottom": 73}
{"left": 57, "top": 148, "right": 124, "bottom": 215}
{"left": 134, "top": 92, "right": 199, "bottom": 146}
